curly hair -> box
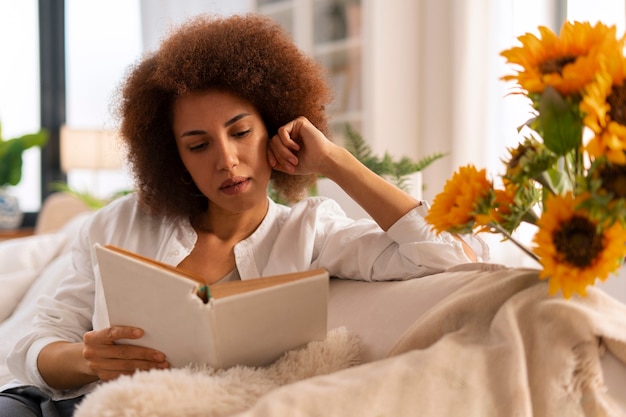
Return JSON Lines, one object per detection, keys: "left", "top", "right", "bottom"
{"left": 114, "top": 13, "right": 332, "bottom": 219}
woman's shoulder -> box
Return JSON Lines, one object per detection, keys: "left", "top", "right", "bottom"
{"left": 90, "top": 193, "right": 142, "bottom": 222}
{"left": 81, "top": 193, "right": 170, "bottom": 242}
{"left": 270, "top": 196, "right": 368, "bottom": 232}
{"left": 274, "top": 195, "right": 347, "bottom": 219}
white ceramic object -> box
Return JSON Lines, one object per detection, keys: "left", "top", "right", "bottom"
{"left": 0, "top": 187, "right": 23, "bottom": 230}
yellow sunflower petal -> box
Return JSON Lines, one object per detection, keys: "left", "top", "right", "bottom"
{"left": 425, "top": 165, "right": 493, "bottom": 234}
{"left": 532, "top": 192, "right": 626, "bottom": 298}
{"left": 501, "top": 21, "right": 622, "bottom": 97}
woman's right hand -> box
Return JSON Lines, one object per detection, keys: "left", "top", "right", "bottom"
{"left": 82, "top": 326, "right": 170, "bottom": 382}
{"left": 38, "top": 326, "right": 169, "bottom": 390}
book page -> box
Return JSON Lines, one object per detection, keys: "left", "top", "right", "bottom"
{"left": 103, "top": 244, "right": 205, "bottom": 285}
{"left": 102, "top": 244, "right": 326, "bottom": 299}
{"left": 210, "top": 269, "right": 328, "bottom": 299}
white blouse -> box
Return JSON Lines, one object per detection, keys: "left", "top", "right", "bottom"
{"left": 6, "top": 193, "right": 488, "bottom": 399}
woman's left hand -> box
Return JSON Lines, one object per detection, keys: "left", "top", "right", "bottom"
{"left": 267, "top": 116, "right": 336, "bottom": 177}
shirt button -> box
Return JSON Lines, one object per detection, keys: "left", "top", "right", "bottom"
{"left": 173, "top": 250, "right": 180, "bottom": 256}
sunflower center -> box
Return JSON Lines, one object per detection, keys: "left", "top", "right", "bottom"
{"left": 539, "top": 55, "right": 577, "bottom": 75}
{"left": 552, "top": 215, "right": 603, "bottom": 268}
{"left": 599, "top": 163, "right": 626, "bottom": 198}
{"left": 608, "top": 84, "right": 626, "bottom": 125}
{"left": 507, "top": 144, "right": 527, "bottom": 170}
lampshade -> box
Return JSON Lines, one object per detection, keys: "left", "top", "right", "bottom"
{"left": 60, "top": 126, "right": 124, "bottom": 172}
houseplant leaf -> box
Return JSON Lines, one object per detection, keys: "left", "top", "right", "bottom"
{"left": 537, "top": 86, "right": 583, "bottom": 156}
{"left": 0, "top": 129, "right": 48, "bottom": 186}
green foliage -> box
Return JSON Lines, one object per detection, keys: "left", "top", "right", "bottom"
{"left": 535, "top": 87, "right": 583, "bottom": 156}
{"left": 50, "top": 182, "right": 133, "bottom": 209}
{"left": 342, "top": 124, "right": 447, "bottom": 192}
{"left": 0, "top": 121, "right": 48, "bottom": 187}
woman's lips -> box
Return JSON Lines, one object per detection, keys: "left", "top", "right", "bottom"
{"left": 219, "top": 177, "right": 250, "bottom": 195}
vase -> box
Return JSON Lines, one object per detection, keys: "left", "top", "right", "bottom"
{"left": 0, "top": 187, "right": 24, "bottom": 230}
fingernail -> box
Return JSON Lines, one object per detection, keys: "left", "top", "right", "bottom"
{"left": 132, "top": 329, "right": 142, "bottom": 338}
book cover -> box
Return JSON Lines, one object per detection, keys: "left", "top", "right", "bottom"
{"left": 94, "top": 243, "right": 329, "bottom": 369}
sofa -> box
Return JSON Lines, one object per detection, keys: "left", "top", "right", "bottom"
{"left": 1, "top": 192, "right": 625, "bottom": 417}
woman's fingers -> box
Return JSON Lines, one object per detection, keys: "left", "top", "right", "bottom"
{"left": 268, "top": 132, "right": 299, "bottom": 173}
{"left": 82, "top": 326, "right": 169, "bottom": 381}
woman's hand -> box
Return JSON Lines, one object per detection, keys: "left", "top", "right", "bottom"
{"left": 82, "top": 326, "right": 170, "bottom": 382}
{"left": 38, "top": 326, "right": 169, "bottom": 390}
{"left": 267, "top": 116, "right": 336, "bottom": 177}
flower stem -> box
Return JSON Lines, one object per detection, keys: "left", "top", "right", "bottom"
{"left": 535, "top": 172, "right": 559, "bottom": 196}
{"left": 489, "top": 222, "right": 541, "bottom": 264}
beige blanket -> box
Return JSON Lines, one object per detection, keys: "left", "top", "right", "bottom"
{"left": 235, "top": 267, "right": 626, "bottom": 417}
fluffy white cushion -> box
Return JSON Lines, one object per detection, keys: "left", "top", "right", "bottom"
{"left": 0, "top": 233, "right": 67, "bottom": 322}
{"left": 74, "top": 327, "right": 360, "bottom": 417}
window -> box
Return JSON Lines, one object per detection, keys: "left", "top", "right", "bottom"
{"left": 0, "top": 0, "right": 42, "bottom": 212}
{"left": 63, "top": 0, "right": 142, "bottom": 198}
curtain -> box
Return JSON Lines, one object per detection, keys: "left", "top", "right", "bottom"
{"left": 416, "top": 0, "right": 558, "bottom": 266}
{"left": 139, "top": 0, "right": 249, "bottom": 52}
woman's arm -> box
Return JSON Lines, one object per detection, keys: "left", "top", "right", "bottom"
{"left": 268, "top": 117, "right": 477, "bottom": 260}
{"left": 268, "top": 117, "right": 417, "bottom": 230}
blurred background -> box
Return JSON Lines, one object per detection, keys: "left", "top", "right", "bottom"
{"left": 1, "top": 0, "right": 625, "bottom": 277}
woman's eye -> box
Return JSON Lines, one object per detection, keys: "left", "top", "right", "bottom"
{"left": 189, "top": 142, "right": 208, "bottom": 152}
{"left": 233, "top": 129, "right": 252, "bottom": 138}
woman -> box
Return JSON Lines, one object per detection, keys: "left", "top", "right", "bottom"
{"left": 0, "top": 13, "right": 487, "bottom": 416}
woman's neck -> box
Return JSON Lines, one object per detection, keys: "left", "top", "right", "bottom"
{"left": 192, "top": 198, "right": 269, "bottom": 242}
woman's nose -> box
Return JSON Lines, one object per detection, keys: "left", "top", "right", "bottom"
{"left": 215, "top": 139, "right": 238, "bottom": 170}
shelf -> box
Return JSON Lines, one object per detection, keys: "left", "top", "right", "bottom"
{"left": 257, "top": 0, "right": 293, "bottom": 15}
{"left": 255, "top": 0, "right": 363, "bottom": 139}
{"left": 330, "top": 111, "right": 362, "bottom": 125}
{"left": 0, "top": 227, "right": 34, "bottom": 242}
{"left": 314, "top": 36, "right": 361, "bottom": 58}
{"left": 258, "top": 0, "right": 293, "bottom": 35}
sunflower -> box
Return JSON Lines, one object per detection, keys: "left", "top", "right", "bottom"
{"left": 487, "top": 181, "right": 540, "bottom": 234}
{"left": 502, "top": 138, "right": 557, "bottom": 183}
{"left": 501, "top": 21, "right": 621, "bottom": 97}
{"left": 581, "top": 160, "right": 626, "bottom": 225}
{"left": 532, "top": 192, "right": 626, "bottom": 298}
{"left": 582, "top": 61, "right": 626, "bottom": 164}
{"left": 425, "top": 165, "right": 493, "bottom": 235}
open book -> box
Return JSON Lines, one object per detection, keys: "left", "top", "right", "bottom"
{"left": 94, "top": 243, "right": 329, "bottom": 369}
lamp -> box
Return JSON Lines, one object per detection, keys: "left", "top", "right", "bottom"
{"left": 60, "top": 126, "right": 126, "bottom": 197}
{"left": 60, "top": 126, "right": 124, "bottom": 171}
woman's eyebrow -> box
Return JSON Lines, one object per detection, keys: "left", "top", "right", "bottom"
{"left": 180, "top": 113, "right": 251, "bottom": 138}
{"left": 180, "top": 130, "right": 206, "bottom": 138}
{"left": 225, "top": 113, "right": 250, "bottom": 127}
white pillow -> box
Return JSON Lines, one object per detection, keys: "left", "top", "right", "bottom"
{"left": 0, "top": 233, "right": 68, "bottom": 322}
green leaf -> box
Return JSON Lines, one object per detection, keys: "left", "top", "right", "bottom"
{"left": 341, "top": 123, "right": 447, "bottom": 192}
{"left": 537, "top": 86, "right": 583, "bottom": 155}
{"left": 544, "top": 165, "right": 572, "bottom": 194}
{"left": 0, "top": 128, "right": 48, "bottom": 186}
{"left": 0, "top": 142, "right": 24, "bottom": 186}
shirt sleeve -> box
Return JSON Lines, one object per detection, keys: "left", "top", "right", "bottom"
{"left": 5, "top": 218, "right": 98, "bottom": 399}
{"left": 302, "top": 198, "right": 489, "bottom": 281}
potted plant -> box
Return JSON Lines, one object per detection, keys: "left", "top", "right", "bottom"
{"left": 0, "top": 121, "right": 48, "bottom": 229}
{"left": 316, "top": 124, "right": 446, "bottom": 219}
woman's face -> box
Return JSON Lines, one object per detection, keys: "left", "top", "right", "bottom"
{"left": 172, "top": 89, "right": 272, "bottom": 214}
